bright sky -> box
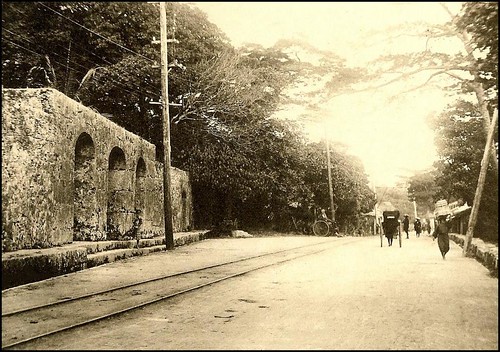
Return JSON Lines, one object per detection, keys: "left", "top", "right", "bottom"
{"left": 192, "top": 2, "right": 465, "bottom": 187}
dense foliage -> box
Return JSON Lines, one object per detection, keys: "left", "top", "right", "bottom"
{"left": 429, "top": 101, "right": 498, "bottom": 241}
{"left": 456, "top": 2, "right": 498, "bottom": 95}
{"left": 432, "top": 2, "right": 498, "bottom": 241}
{"left": 406, "top": 170, "right": 440, "bottom": 216}
{"left": 2, "top": 2, "right": 375, "bottom": 232}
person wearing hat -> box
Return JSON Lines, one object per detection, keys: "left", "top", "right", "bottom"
{"left": 402, "top": 214, "right": 410, "bottom": 239}
{"left": 414, "top": 217, "right": 422, "bottom": 238}
{"left": 432, "top": 214, "right": 453, "bottom": 259}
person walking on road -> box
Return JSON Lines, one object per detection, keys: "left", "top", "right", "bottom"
{"left": 432, "top": 215, "right": 452, "bottom": 259}
{"left": 403, "top": 214, "right": 410, "bottom": 239}
{"left": 421, "top": 220, "right": 427, "bottom": 234}
{"left": 414, "top": 217, "right": 422, "bottom": 238}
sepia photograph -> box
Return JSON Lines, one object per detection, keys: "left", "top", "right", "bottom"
{"left": 1, "top": 1, "right": 498, "bottom": 350}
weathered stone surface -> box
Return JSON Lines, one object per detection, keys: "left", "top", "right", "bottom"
{"left": 2, "top": 231, "right": 212, "bottom": 289}
{"left": 2, "top": 88, "right": 193, "bottom": 251}
{"left": 449, "top": 233, "right": 498, "bottom": 275}
{"left": 2, "top": 247, "right": 87, "bottom": 289}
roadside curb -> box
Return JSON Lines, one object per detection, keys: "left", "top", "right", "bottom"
{"left": 449, "top": 233, "right": 498, "bottom": 276}
{"left": 2, "top": 230, "right": 212, "bottom": 290}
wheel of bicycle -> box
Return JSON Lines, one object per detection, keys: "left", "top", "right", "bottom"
{"left": 312, "top": 220, "right": 330, "bottom": 236}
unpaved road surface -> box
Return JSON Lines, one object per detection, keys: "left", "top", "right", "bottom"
{"left": 7, "top": 234, "right": 498, "bottom": 350}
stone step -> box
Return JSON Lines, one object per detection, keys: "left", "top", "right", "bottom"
{"left": 86, "top": 245, "right": 166, "bottom": 268}
{"left": 2, "top": 230, "right": 213, "bottom": 290}
{"left": 74, "top": 237, "right": 165, "bottom": 255}
{"left": 85, "top": 231, "right": 215, "bottom": 269}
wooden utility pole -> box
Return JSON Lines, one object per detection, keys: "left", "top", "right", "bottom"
{"left": 325, "top": 138, "right": 336, "bottom": 222}
{"left": 372, "top": 180, "right": 379, "bottom": 243}
{"left": 159, "top": 2, "right": 174, "bottom": 250}
{"left": 463, "top": 108, "right": 498, "bottom": 256}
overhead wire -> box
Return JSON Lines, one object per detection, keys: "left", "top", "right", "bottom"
{"left": 3, "top": 9, "right": 164, "bottom": 98}
{"left": 4, "top": 2, "right": 239, "bottom": 138}
{"left": 2, "top": 34, "right": 157, "bottom": 99}
{"left": 36, "top": 2, "right": 157, "bottom": 64}
{"left": 2, "top": 35, "right": 86, "bottom": 76}
{"left": 4, "top": 6, "right": 162, "bottom": 92}
{"left": 36, "top": 1, "right": 193, "bottom": 89}
{"left": 32, "top": 4, "right": 364, "bottom": 195}
{"left": 3, "top": 2, "right": 198, "bottom": 148}
{"left": 39, "top": 4, "right": 350, "bottom": 187}
{"left": 2, "top": 31, "right": 159, "bottom": 98}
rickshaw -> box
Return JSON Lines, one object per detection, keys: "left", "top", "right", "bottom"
{"left": 381, "top": 210, "right": 402, "bottom": 247}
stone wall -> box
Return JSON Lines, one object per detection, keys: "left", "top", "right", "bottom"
{"left": 2, "top": 88, "right": 193, "bottom": 251}
{"left": 449, "top": 233, "right": 498, "bottom": 276}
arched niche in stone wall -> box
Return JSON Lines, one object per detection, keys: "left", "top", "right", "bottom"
{"left": 73, "top": 132, "right": 100, "bottom": 241}
{"left": 134, "top": 157, "right": 147, "bottom": 228}
{"left": 106, "top": 146, "right": 129, "bottom": 239}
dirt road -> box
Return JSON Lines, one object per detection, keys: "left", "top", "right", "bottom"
{"left": 10, "top": 234, "right": 498, "bottom": 350}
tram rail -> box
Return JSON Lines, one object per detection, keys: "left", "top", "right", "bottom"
{"left": 2, "top": 238, "right": 358, "bottom": 349}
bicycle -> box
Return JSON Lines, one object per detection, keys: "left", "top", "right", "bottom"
{"left": 312, "top": 219, "right": 339, "bottom": 236}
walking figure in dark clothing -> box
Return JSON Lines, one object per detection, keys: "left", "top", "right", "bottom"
{"left": 402, "top": 214, "right": 410, "bottom": 239}
{"left": 414, "top": 217, "right": 422, "bottom": 238}
{"left": 433, "top": 215, "right": 452, "bottom": 259}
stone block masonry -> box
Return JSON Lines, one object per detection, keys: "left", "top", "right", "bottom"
{"left": 2, "top": 88, "right": 193, "bottom": 251}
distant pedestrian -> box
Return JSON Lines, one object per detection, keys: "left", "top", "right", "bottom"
{"left": 402, "top": 214, "right": 410, "bottom": 239}
{"left": 414, "top": 217, "right": 422, "bottom": 238}
{"left": 432, "top": 215, "right": 452, "bottom": 259}
{"left": 421, "top": 220, "right": 427, "bottom": 234}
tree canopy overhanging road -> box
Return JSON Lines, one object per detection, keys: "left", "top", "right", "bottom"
{"left": 1, "top": 2, "right": 497, "bottom": 245}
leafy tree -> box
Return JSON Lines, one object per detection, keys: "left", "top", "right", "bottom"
{"left": 407, "top": 170, "right": 440, "bottom": 216}
{"left": 376, "top": 185, "right": 415, "bottom": 220}
{"left": 429, "top": 100, "right": 498, "bottom": 241}
{"left": 357, "top": 2, "right": 497, "bottom": 241}
{"left": 456, "top": 2, "right": 498, "bottom": 96}
{"left": 2, "top": 2, "right": 376, "bottom": 232}
{"left": 294, "top": 140, "right": 376, "bottom": 233}
{"left": 360, "top": 2, "right": 497, "bottom": 170}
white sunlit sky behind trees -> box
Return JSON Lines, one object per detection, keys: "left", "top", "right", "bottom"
{"left": 193, "top": 1, "right": 466, "bottom": 187}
